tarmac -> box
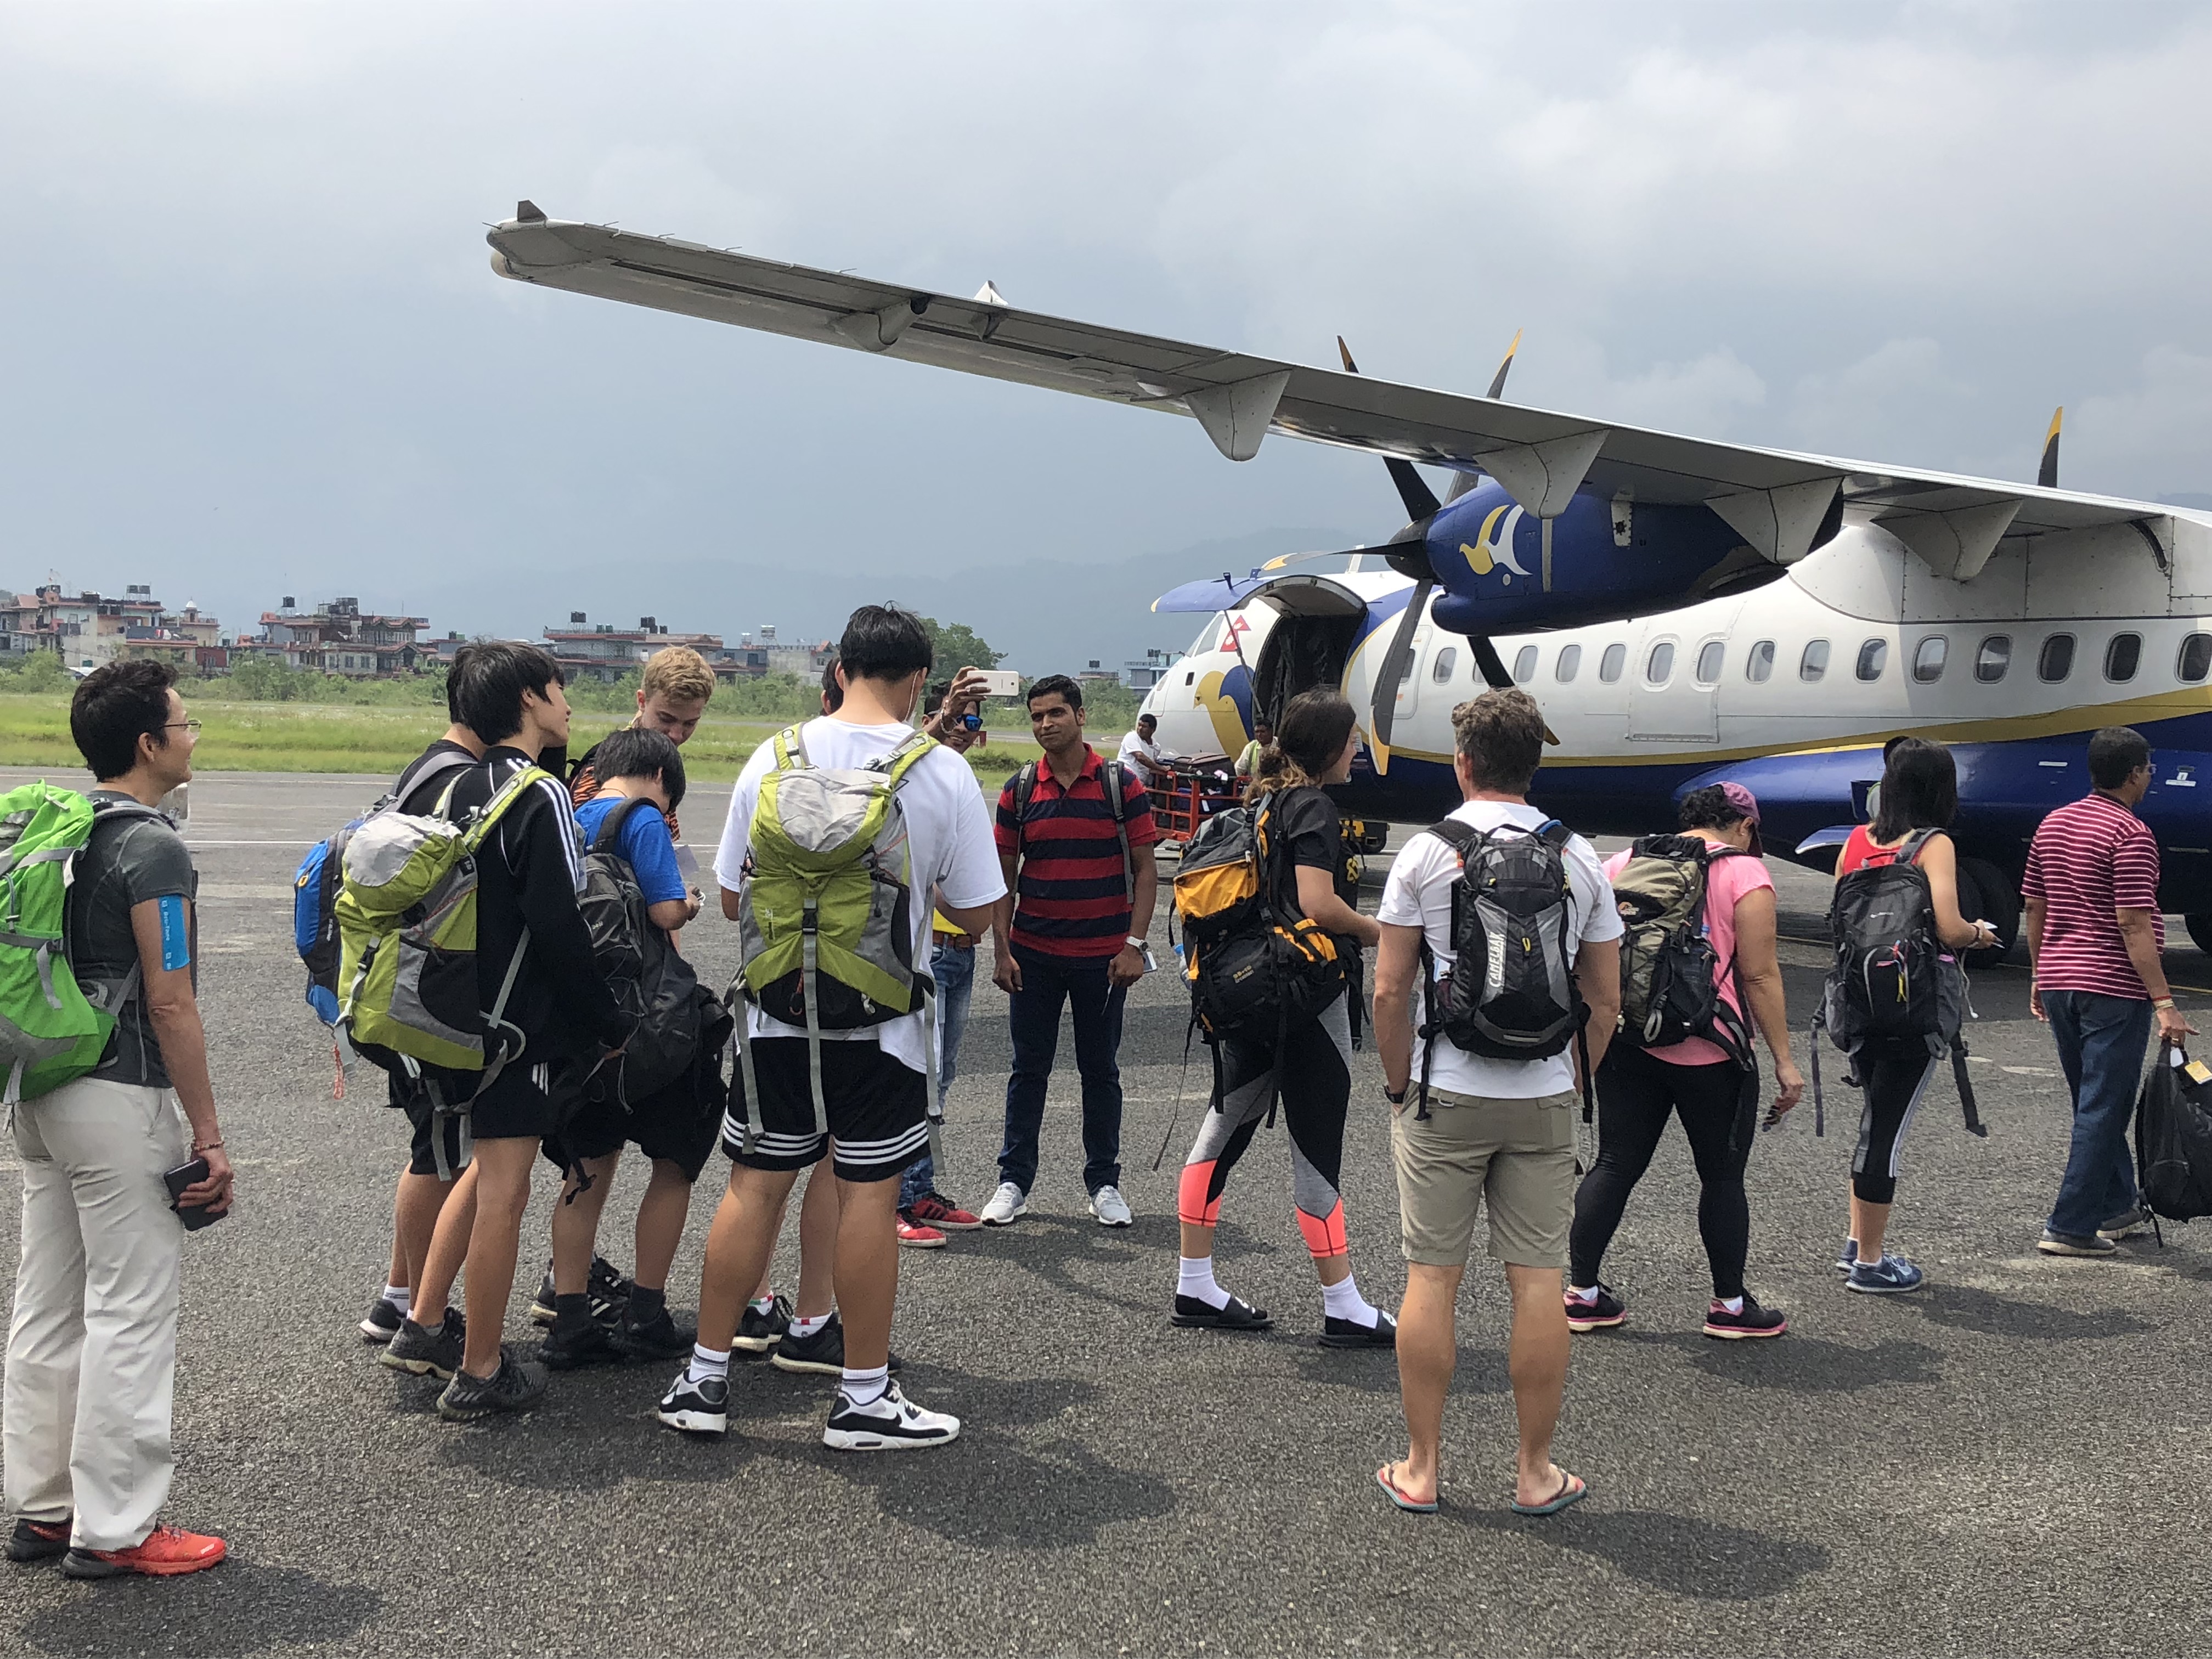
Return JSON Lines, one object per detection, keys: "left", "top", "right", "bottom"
{"left": 3, "top": 766, "right": 2211, "bottom": 1658}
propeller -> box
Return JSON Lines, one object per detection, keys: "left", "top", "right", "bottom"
{"left": 1337, "top": 336, "right": 1520, "bottom": 769}
{"left": 1445, "top": 330, "right": 1522, "bottom": 503}
{"left": 2038, "top": 405, "right": 2063, "bottom": 489}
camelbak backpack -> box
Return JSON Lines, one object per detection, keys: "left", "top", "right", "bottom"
{"left": 335, "top": 764, "right": 547, "bottom": 1092}
{"left": 1173, "top": 793, "right": 1344, "bottom": 1043}
{"left": 1415, "top": 816, "right": 1588, "bottom": 1119}
{"left": 731, "top": 725, "right": 939, "bottom": 1150}
{"left": 1611, "top": 833, "right": 1751, "bottom": 1063}
{"left": 0, "top": 784, "right": 167, "bottom": 1103}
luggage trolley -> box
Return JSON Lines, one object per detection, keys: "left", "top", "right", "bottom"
{"left": 1151, "top": 754, "right": 1243, "bottom": 853}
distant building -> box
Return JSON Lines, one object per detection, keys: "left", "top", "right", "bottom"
{"left": 1122, "top": 648, "right": 1181, "bottom": 691}
{"left": 2, "top": 583, "right": 211, "bottom": 669}
{"left": 1076, "top": 659, "right": 1120, "bottom": 687}
{"left": 246, "top": 596, "right": 428, "bottom": 676}
{"left": 540, "top": 613, "right": 751, "bottom": 684}
{"left": 764, "top": 639, "right": 834, "bottom": 679}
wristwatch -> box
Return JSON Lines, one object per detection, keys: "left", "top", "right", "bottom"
{"left": 1386, "top": 1086, "right": 1408, "bottom": 1106}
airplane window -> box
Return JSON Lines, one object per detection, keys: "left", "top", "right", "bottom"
{"left": 2180, "top": 633, "right": 2212, "bottom": 683}
{"left": 1514, "top": 645, "right": 1538, "bottom": 683}
{"left": 1975, "top": 635, "right": 2010, "bottom": 682}
{"left": 2105, "top": 632, "right": 2141, "bottom": 682}
{"left": 1646, "top": 641, "right": 1675, "bottom": 684}
{"left": 1912, "top": 636, "right": 1948, "bottom": 683}
{"left": 1857, "top": 639, "right": 1887, "bottom": 681}
{"left": 1746, "top": 641, "right": 1775, "bottom": 683}
{"left": 1184, "top": 671, "right": 1195, "bottom": 686}
{"left": 1431, "top": 646, "right": 1458, "bottom": 684}
{"left": 1695, "top": 641, "right": 1724, "bottom": 685}
{"left": 1556, "top": 644, "right": 1582, "bottom": 682}
{"left": 1599, "top": 643, "right": 1626, "bottom": 682}
{"left": 1800, "top": 640, "right": 1830, "bottom": 682}
{"left": 2039, "top": 633, "right": 2075, "bottom": 682}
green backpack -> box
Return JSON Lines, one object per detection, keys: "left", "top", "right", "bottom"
{"left": 0, "top": 783, "right": 165, "bottom": 1103}
{"left": 335, "top": 764, "right": 546, "bottom": 1088}
{"left": 732, "top": 725, "right": 939, "bottom": 1148}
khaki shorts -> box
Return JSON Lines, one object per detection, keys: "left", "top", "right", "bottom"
{"left": 1391, "top": 1085, "right": 1577, "bottom": 1268}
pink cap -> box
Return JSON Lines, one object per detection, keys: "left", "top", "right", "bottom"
{"left": 1719, "top": 781, "right": 1764, "bottom": 855}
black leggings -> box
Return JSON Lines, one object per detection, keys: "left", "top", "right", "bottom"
{"left": 1569, "top": 1043, "right": 1758, "bottom": 1300}
{"left": 1851, "top": 1036, "right": 1939, "bottom": 1205}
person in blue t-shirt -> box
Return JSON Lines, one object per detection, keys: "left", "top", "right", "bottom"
{"left": 543, "top": 728, "right": 714, "bottom": 1369}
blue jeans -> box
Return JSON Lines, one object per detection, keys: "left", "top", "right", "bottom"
{"left": 900, "top": 940, "right": 977, "bottom": 1210}
{"left": 2044, "top": 990, "right": 2152, "bottom": 1237}
{"left": 998, "top": 943, "right": 1127, "bottom": 1196}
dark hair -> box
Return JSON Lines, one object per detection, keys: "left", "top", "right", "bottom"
{"left": 838, "top": 605, "right": 933, "bottom": 683}
{"left": 1871, "top": 736, "right": 1959, "bottom": 841}
{"left": 454, "top": 642, "right": 562, "bottom": 744}
{"left": 1249, "top": 689, "right": 1356, "bottom": 798}
{"left": 71, "top": 659, "right": 178, "bottom": 781}
{"left": 443, "top": 652, "right": 466, "bottom": 723}
{"left": 820, "top": 657, "right": 844, "bottom": 714}
{"left": 1451, "top": 687, "right": 1546, "bottom": 793}
{"left": 590, "top": 726, "right": 686, "bottom": 812}
{"left": 1026, "top": 673, "right": 1082, "bottom": 714}
{"left": 2089, "top": 725, "right": 2151, "bottom": 791}
{"left": 1678, "top": 785, "right": 1748, "bottom": 833}
{"left": 1136, "top": 711, "right": 1156, "bottom": 730}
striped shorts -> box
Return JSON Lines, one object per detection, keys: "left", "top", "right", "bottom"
{"left": 721, "top": 1036, "right": 928, "bottom": 1183}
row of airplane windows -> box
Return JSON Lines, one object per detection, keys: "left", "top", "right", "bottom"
{"left": 1466, "top": 630, "right": 2212, "bottom": 692}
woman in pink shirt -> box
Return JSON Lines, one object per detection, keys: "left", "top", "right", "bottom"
{"left": 1565, "top": 783, "right": 1805, "bottom": 1339}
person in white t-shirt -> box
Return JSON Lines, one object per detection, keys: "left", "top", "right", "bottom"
{"left": 1369, "top": 687, "right": 1623, "bottom": 1518}
{"left": 1116, "top": 713, "right": 1170, "bottom": 785}
{"left": 657, "top": 607, "right": 1007, "bottom": 1453}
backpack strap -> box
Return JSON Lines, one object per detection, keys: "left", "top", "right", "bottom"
{"left": 771, "top": 724, "right": 809, "bottom": 771}
{"left": 1101, "top": 761, "right": 1135, "bottom": 906}
{"left": 590, "top": 794, "right": 651, "bottom": 855}
{"left": 1013, "top": 760, "right": 1039, "bottom": 821}
{"left": 392, "top": 747, "right": 477, "bottom": 808}
{"left": 1420, "top": 817, "right": 1482, "bottom": 857}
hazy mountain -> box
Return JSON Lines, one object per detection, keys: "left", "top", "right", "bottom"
{"left": 405, "top": 524, "right": 1359, "bottom": 672}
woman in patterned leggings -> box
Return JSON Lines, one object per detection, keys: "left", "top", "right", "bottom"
{"left": 1173, "top": 691, "right": 1392, "bottom": 1346}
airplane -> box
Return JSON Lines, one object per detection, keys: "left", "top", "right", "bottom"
{"left": 480, "top": 204, "right": 2212, "bottom": 949}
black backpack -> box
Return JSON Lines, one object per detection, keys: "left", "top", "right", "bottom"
{"left": 2137, "top": 1047, "right": 2212, "bottom": 1226}
{"left": 1174, "top": 793, "right": 1346, "bottom": 1042}
{"left": 1610, "top": 833, "right": 1751, "bottom": 1064}
{"left": 1416, "top": 817, "right": 1588, "bottom": 1119}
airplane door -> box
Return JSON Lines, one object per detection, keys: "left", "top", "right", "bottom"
{"left": 1626, "top": 603, "right": 1741, "bottom": 743}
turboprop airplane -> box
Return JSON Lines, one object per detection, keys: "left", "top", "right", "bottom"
{"left": 481, "top": 204, "right": 2212, "bottom": 945}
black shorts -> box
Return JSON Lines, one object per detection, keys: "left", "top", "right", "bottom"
{"left": 464, "top": 1063, "right": 558, "bottom": 1143}
{"left": 543, "top": 1076, "right": 720, "bottom": 1184}
{"left": 402, "top": 1092, "right": 470, "bottom": 1178}
{"left": 722, "top": 1036, "right": 928, "bottom": 1183}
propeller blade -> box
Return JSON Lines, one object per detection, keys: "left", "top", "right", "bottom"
{"left": 2038, "top": 405, "right": 2063, "bottom": 490}
{"left": 1368, "top": 578, "right": 1433, "bottom": 770}
{"left": 1486, "top": 328, "right": 1522, "bottom": 400}
{"left": 1337, "top": 336, "right": 1442, "bottom": 521}
{"left": 1469, "top": 635, "right": 1513, "bottom": 689}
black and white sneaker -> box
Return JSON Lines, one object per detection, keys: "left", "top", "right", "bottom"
{"left": 656, "top": 1370, "right": 729, "bottom": 1437}
{"left": 435, "top": 1347, "right": 548, "bottom": 1422}
{"left": 529, "top": 1256, "right": 632, "bottom": 1328}
{"left": 822, "top": 1381, "right": 960, "bottom": 1452}
{"left": 358, "top": 1294, "right": 405, "bottom": 1344}
{"left": 771, "top": 1312, "right": 904, "bottom": 1375}
{"left": 1320, "top": 1308, "right": 1398, "bottom": 1348}
{"left": 379, "top": 1311, "right": 466, "bottom": 1379}
{"left": 732, "top": 1293, "right": 792, "bottom": 1356}
{"left": 1171, "top": 1293, "right": 1272, "bottom": 1331}
{"left": 539, "top": 1315, "right": 623, "bottom": 1372}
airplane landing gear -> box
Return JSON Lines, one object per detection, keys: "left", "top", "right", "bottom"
{"left": 1955, "top": 855, "right": 2021, "bottom": 966}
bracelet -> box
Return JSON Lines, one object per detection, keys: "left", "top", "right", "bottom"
{"left": 193, "top": 1139, "right": 224, "bottom": 1152}
{"left": 2155, "top": 998, "right": 2177, "bottom": 1011}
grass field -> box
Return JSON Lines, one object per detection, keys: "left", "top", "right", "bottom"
{"left": 0, "top": 692, "right": 1049, "bottom": 782}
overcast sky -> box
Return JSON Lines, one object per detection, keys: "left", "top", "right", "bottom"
{"left": 2, "top": 2, "right": 2207, "bottom": 654}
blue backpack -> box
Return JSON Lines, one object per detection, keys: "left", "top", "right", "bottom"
{"left": 294, "top": 750, "right": 477, "bottom": 1029}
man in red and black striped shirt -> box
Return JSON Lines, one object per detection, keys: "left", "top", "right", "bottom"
{"left": 980, "top": 675, "right": 1160, "bottom": 1231}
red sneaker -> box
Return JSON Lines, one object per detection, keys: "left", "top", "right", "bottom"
{"left": 895, "top": 1214, "right": 947, "bottom": 1249}
{"left": 906, "top": 1192, "right": 983, "bottom": 1231}
{"left": 61, "top": 1524, "right": 227, "bottom": 1579}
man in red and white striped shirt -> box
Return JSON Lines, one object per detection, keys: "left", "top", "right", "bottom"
{"left": 2023, "top": 726, "right": 2196, "bottom": 1256}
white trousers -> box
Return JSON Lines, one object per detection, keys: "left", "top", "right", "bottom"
{"left": 4, "top": 1076, "right": 189, "bottom": 1551}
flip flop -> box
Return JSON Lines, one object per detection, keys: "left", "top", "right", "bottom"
{"left": 1376, "top": 1463, "right": 1438, "bottom": 1515}
{"left": 1510, "top": 1471, "right": 1588, "bottom": 1517}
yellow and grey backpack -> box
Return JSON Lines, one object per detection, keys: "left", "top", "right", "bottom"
{"left": 731, "top": 725, "right": 939, "bottom": 1152}
{"left": 335, "top": 763, "right": 548, "bottom": 1119}
{"left": 1173, "top": 794, "right": 1342, "bottom": 1041}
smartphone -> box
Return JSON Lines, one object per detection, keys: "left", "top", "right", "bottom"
{"left": 162, "top": 1156, "right": 225, "bottom": 1231}
{"left": 975, "top": 670, "right": 1023, "bottom": 698}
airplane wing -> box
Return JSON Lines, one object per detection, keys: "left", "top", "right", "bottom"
{"left": 488, "top": 207, "right": 2166, "bottom": 554}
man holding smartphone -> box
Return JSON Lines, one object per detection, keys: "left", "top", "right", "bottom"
{"left": 5, "top": 662, "right": 231, "bottom": 1579}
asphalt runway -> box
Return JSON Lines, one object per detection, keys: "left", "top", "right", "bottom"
{"left": 4, "top": 767, "right": 2212, "bottom": 1658}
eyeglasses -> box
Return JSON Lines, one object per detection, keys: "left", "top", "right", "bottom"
{"left": 163, "top": 719, "right": 203, "bottom": 733}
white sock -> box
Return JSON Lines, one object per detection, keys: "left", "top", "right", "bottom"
{"left": 1717, "top": 1295, "right": 1745, "bottom": 1314}
{"left": 748, "top": 1295, "right": 775, "bottom": 1316}
{"left": 840, "top": 1363, "right": 889, "bottom": 1407}
{"left": 686, "top": 1344, "right": 730, "bottom": 1385}
{"left": 1567, "top": 1284, "right": 1599, "bottom": 1304}
{"left": 791, "top": 1312, "right": 832, "bottom": 1339}
{"left": 382, "top": 1284, "right": 411, "bottom": 1314}
{"left": 1322, "top": 1273, "right": 1377, "bottom": 1326}
{"left": 1177, "top": 1257, "right": 1231, "bottom": 1310}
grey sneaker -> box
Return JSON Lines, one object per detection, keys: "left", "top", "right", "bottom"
{"left": 436, "top": 1347, "right": 549, "bottom": 1421}
{"left": 379, "top": 1312, "right": 465, "bottom": 1379}
{"left": 2037, "top": 1228, "right": 2118, "bottom": 1257}
{"left": 2097, "top": 1207, "right": 2151, "bottom": 1242}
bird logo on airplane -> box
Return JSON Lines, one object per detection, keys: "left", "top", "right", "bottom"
{"left": 1462, "top": 504, "right": 1534, "bottom": 585}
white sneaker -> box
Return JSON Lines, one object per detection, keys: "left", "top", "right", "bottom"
{"left": 1089, "top": 1184, "right": 1133, "bottom": 1227}
{"left": 979, "top": 1181, "right": 1028, "bottom": 1226}
{"left": 822, "top": 1381, "right": 961, "bottom": 1452}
